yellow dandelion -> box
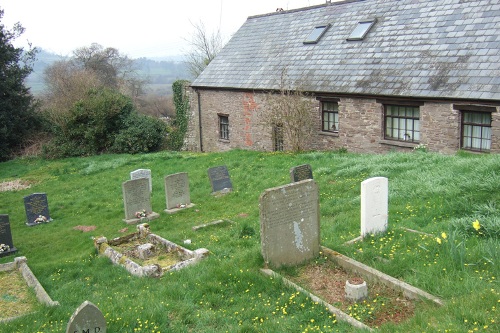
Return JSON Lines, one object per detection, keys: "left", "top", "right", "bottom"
{"left": 441, "top": 232, "right": 447, "bottom": 239}
{"left": 436, "top": 237, "right": 442, "bottom": 245}
{"left": 473, "top": 220, "right": 481, "bottom": 231}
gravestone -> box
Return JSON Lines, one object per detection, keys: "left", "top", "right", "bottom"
{"left": 361, "top": 177, "right": 388, "bottom": 237}
{"left": 207, "top": 165, "right": 233, "bottom": 194}
{"left": 66, "top": 300, "right": 106, "bottom": 333}
{"left": 122, "top": 178, "right": 159, "bottom": 224}
{"left": 290, "top": 164, "right": 313, "bottom": 183}
{"left": 164, "top": 172, "right": 195, "bottom": 213}
{"left": 0, "top": 215, "right": 17, "bottom": 257}
{"left": 260, "top": 179, "right": 320, "bottom": 268}
{"left": 130, "top": 169, "right": 152, "bottom": 193}
{"left": 24, "top": 193, "right": 52, "bottom": 226}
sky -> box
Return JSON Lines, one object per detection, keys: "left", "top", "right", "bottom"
{"left": 1, "top": 0, "right": 325, "bottom": 59}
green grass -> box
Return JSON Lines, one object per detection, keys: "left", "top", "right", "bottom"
{"left": 0, "top": 149, "right": 498, "bottom": 332}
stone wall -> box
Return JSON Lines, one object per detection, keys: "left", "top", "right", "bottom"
{"left": 187, "top": 88, "right": 500, "bottom": 154}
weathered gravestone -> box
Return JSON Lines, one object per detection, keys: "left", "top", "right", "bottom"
{"left": 24, "top": 193, "right": 52, "bottom": 226}
{"left": 66, "top": 300, "right": 106, "bottom": 333}
{"left": 122, "top": 178, "right": 159, "bottom": 224}
{"left": 0, "top": 215, "right": 17, "bottom": 257}
{"left": 290, "top": 164, "right": 313, "bottom": 183}
{"left": 207, "top": 165, "right": 233, "bottom": 194}
{"left": 130, "top": 168, "right": 152, "bottom": 193}
{"left": 260, "top": 179, "right": 320, "bottom": 268}
{"left": 361, "top": 177, "right": 388, "bottom": 237}
{"left": 164, "top": 172, "right": 195, "bottom": 213}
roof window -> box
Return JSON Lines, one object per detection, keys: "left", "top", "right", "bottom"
{"left": 347, "top": 19, "right": 376, "bottom": 40}
{"left": 304, "top": 24, "right": 330, "bottom": 44}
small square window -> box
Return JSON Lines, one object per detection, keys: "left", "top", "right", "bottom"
{"left": 304, "top": 24, "right": 330, "bottom": 44}
{"left": 347, "top": 19, "right": 376, "bottom": 40}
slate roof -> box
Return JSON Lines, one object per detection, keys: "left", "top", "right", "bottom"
{"left": 192, "top": 0, "right": 500, "bottom": 101}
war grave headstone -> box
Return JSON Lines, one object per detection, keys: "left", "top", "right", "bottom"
{"left": 290, "top": 164, "right": 313, "bottom": 183}
{"left": 260, "top": 179, "right": 320, "bottom": 268}
{"left": 66, "top": 300, "right": 106, "bottom": 333}
{"left": 0, "top": 215, "right": 17, "bottom": 257}
{"left": 207, "top": 165, "right": 233, "bottom": 195}
{"left": 164, "top": 172, "right": 195, "bottom": 213}
{"left": 130, "top": 168, "right": 152, "bottom": 193}
{"left": 122, "top": 177, "right": 159, "bottom": 224}
{"left": 361, "top": 177, "right": 388, "bottom": 237}
{"left": 24, "top": 193, "right": 52, "bottom": 226}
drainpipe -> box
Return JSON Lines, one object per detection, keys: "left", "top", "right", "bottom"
{"left": 197, "top": 90, "right": 204, "bottom": 152}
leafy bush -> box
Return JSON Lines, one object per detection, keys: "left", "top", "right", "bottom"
{"left": 111, "top": 114, "right": 167, "bottom": 154}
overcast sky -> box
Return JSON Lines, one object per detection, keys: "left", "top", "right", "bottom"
{"left": 2, "top": 0, "right": 325, "bottom": 59}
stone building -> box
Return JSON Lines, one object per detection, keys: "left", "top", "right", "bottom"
{"left": 187, "top": 0, "right": 500, "bottom": 154}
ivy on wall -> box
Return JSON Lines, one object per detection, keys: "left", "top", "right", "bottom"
{"left": 167, "top": 80, "right": 190, "bottom": 150}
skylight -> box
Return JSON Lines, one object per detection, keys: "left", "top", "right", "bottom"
{"left": 304, "top": 24, "right": 330, "bottom": 44}
{"left": 347, "top": 19, "right": 376, "bottom": 40}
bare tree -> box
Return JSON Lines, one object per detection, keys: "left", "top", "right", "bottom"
{"left": 265, "top": 68, "right": 316, "bottom": 152}
{"left": 184, "top": 21, "right": 223, "bottom": 78}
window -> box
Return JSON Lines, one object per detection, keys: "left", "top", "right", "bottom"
{"left": 321, "top": 102, "right": 339, "bottom": 132}
{"left": 461, "top": 111, "right": 491, "bottom": 152}
{"left": 219, "top": 115, "right": 229, "bottom": 140}
{"left": 273, "top": 124, "right": 284, "bottom": 151}
{"left": 304, "top": 24, "right": 330, "bottom": 44}
{"left": 347, "top": 19, "right": 376, "bottom": 40}
{"left": 384, "top": 105, "right": 420, "bottom": 142}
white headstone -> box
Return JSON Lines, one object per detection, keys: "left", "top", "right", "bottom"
{"left": 360, "top": 177, "right": 388, "bottom": 237}
{"left": 66, "top": 300, "right": 106, "bottom": 333}
{"left": 130, "top": 169, "right": 152, "bottom": 192}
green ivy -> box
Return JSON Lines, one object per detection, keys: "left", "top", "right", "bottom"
{"left": 167, "top": 80, "right": 190, "bottom": 150}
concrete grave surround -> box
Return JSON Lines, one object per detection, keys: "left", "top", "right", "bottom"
{"left": 24, "top": 193, "right": 52, "bottom": 226}
{"left": 66, "top": 300, "right": 106, "bottom": 333}
{"left": 290, "top": 164, "right": 313, "bottom": 183}
{"left": 207, "top": 165, "right": 233, "bottom": 194}
{"left": 260, "top": 179, "right": 320, "bottom": 268}
{"left": 361, "top": 177, "right": 388, "bottom": 237}
{"left": 0, "top": 215, "right": 17, "bottom": 257}
{"left": 164, "top": 172, "right": 195, "bottom": 213}
{"left": 130, "top": 168, "right": 152, "bottom": 193}
{"left": 122, "top": 178, "right": 159, "bottom": 224}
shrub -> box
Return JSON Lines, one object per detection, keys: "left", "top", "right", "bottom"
{"left": 111, "top": 114, "right": 167, "bottom": 154}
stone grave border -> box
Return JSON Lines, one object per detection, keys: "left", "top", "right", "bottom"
{"left": 261, "top": 245, "right": 443, "bottom": 331}
{"left": 0, "top": 256, "right": 59, "bottom": 322}
{"left": 192, "top": 219, "right": 233, "bottom": 231}
{"left": 94, "top": 224, "right": 209, "bottom": 277}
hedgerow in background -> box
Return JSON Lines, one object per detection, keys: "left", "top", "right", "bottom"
{"left": 0, "top": 10, "right": 40, "bottom": 161}
{"left": 43, "top": 87, "right": 167, "bottom": 157}
{"left": 166, "top": 80, "right": 190, "bottom": 150}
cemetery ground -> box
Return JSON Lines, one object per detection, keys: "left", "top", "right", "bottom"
{"left": 0, "top": 149, "right": 498, "bottom": 332}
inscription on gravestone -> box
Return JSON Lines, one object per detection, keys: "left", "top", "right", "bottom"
{"left": 24, "top": 193, "right": 52, "bottom": 226}
{"left": 361, "top": 177, "right": 388, "bottom": 237}
{"left": 165, "top": 172, "right": 192, "bottom": 210}
{"left": 122, "top": 178, "right": 153, "bottom": 221}
{"left": 0, "top": 215, "right": 17, "bottom": 257}
{"left": 290, "top": 164, "right": 313, "bottom": 183}
{"left": 66, "top": 300, "right": 106, "bottom": 333}
{"left": 260, "top": 179, "right": 320, "bottom": 268}
{"left": 207, "top": 165, "right": 233, "bottom": 193}
{"left": 130, "top": 169, "right": 152, "bottom": 193}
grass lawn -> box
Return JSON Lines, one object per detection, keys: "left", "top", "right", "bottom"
{"left": 0, "top": 149, "right": 498, "bottom": 332}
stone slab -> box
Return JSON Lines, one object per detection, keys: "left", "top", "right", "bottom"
{"left": 207, "top": 165, "right": 233, "bottom": 193}
{"left": 66, "top": 300, "right": 106, "bottom": 333}
{"left": 122, "top": 178, "right": 158, "bottom": 223}
{"left": 290, "top": 164, "right": 313, "bottom": 183}
{"left": 130, "top": 169, "right": 152, "bottom": 192}
{"left": 164, "top": 172, "right": 193, "bottom": 211}
{"left": 260, "top": 179, "right": 320, "bottom": 268}
{"left": 0, "top": 215, "right": 17, "bottom": 258}
{"left": 24, "top": 193, "right": 52, "bottom": 226}
{"left": 360, "top": 177, "right": 388, "bottom": 237}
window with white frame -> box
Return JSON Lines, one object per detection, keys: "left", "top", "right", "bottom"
{"left": 384, "top": 104, "right": 420, "bottom": 142}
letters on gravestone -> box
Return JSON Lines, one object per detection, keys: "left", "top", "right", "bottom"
{"left": 122, "top": 178, "right": 159, "bottom": 224}
{"left": 290, "top": 164, "right": 313, "bottom": 183}
{"left": 24, "top": 193, "right": 52, "bottom": 226}
{"left": 130, "top": 168, "right": 152, "bottom": 193}
{"left": 66, "top": 300, "right": 106, "bottom": 333}
{"left": 207, "top": 165, "right": 233, "bottom": 194}
{"left": 164, "top": 172, "right": 195, "bottom": 213}
{"left": 0, "top": 215, "right": 17, "bottom": 257}
{"left": 361, "top": 177, "right": 388, "bottom": 237}
{"left": 260, "top": 179, "right": 320, "bottom": 268}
